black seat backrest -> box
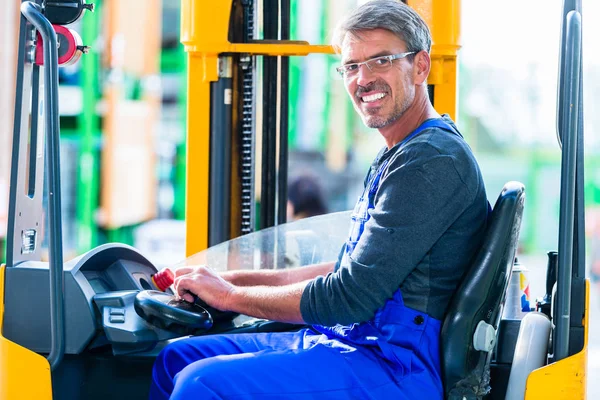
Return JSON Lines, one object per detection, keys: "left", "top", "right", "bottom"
{"left": 441, "top": 181, "right": 525, "bottom": 400}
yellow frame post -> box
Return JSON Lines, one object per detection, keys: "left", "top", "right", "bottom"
{"left": 409, "top": 0, "right": 461, "bottom": 120}
{"left": 524, "top": 280, "right": 589, "bottom": 399}
{"left": 180, "top": 0, "right": 332, "bottom": 256}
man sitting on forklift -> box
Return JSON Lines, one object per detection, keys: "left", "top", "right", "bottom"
{"left": 150, "top": 1, "right": 489, "bottom": 398}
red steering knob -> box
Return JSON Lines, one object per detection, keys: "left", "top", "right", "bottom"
{"left": 152, "top": 268, "right": 175, "bottom": 292}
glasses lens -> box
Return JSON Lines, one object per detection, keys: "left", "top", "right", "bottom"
{"left": 337, "top": 56, "right": 395, "bottom": 78}
{"left": 339, "top": 64, "right": 357, "bottom": 77}
{"left": 370, "top": 57, "right": 392, "bottom": 71}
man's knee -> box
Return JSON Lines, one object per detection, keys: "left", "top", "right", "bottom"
{"left": 153, "top": 338, "right": 210, "bottom": 384}
{"left": 156, "top": 342, "right": 187, "bottom": 375}
{"left": 152, "top": 335, "right": 253, "bottom": 396}
{"left": 170, "top": 357, "right": 238, "bottom": 399}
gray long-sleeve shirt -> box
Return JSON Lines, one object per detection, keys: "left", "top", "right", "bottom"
{"left": 300, "top": 117, "right": 488, "bottom": 326}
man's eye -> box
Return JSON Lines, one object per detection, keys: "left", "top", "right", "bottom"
{"left": 346, "top": 64, "right": 359, "bottom": 72}
{"left": 373, "top": 58, "right": 390, "bottom": 66}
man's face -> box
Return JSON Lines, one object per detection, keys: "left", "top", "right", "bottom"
{"left": 340, "top": 29, "right": 416, "bottom": 129}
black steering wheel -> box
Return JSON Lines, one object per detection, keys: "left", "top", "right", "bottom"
{"left": 134, "top": 290, "right": 238, "bottom": 335}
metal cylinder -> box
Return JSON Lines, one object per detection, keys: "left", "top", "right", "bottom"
{"left": 505, "top": 312, "right": 552, "bottom": 400}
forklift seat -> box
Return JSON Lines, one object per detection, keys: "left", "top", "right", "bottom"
{"left": 441, "top": 181, "right": 525, "bottom": 400}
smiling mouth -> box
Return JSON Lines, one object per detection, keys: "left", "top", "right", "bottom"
{"left": 361, "top": 92, "right": 387, "bottom": 103}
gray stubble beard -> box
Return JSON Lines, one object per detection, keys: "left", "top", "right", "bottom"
{"left": 361, "top": 94, "right": 412, "bottom": 129}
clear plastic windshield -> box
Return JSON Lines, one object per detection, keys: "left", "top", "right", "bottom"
{"left": 172, "top": 211, "right": 352, "bottom": 272}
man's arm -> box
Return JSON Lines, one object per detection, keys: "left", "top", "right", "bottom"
{"left": 226, "top": 281, "right": 309, "bottom": 324}
{"left": 176, "top": 261, "right": 334, "bottom": 287}
{"left": 173, "top": 267, "right": 311, "bottom": 323}
{"left": 221, "top": 261, "right": 334, "bottom": 286}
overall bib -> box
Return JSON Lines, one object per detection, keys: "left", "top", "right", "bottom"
{"left": 150, "top": 119, "right": 459, "bottom": 400}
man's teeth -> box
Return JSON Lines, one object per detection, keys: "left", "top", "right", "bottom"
{"left": 362, "top": 93, "right": 386, "bottom": 103}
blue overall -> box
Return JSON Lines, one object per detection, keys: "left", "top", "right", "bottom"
{"left": 150, "top": 119, "right": 459, "bottom": 400}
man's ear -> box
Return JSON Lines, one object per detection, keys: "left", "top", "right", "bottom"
{"left": 413, "top": 51, "right": 431, "bottom": 86}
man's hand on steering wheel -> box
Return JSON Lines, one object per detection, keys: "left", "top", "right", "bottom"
{"left": 173, "top": 266, "right": 236, "bottom": 312}
{"left": 173, "top": 265, "right": 202, "bottom": 278}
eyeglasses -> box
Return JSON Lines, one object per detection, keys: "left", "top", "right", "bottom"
{"left": 335, "top": 52, "right": 416, "bottom": 78}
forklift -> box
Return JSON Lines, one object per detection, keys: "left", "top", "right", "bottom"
{"left": 0, "top": 0, "right": 589, "bottom": 399}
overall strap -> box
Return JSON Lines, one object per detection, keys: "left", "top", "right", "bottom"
{"left": 407, "top": 118, "right": 462, "bottom": 140}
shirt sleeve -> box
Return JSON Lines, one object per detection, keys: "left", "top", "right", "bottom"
{"left": 300, "top": 142, "right": 475, "bottom": 326}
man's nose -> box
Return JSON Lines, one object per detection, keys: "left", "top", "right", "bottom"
{"left": 356, "top": 64, "right": 376, "bottom": 87}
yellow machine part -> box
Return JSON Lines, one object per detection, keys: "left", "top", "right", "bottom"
{"left": 0, "top": 265, "right": 53, "bottom": 400}
{"left": 525, "top": 279, "right": 590, "bottom": 399}
{"left": 408, "top": 0, "right": 461, "bottom": 120}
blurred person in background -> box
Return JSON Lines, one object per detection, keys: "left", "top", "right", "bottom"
{"left": 287, "top": 174, "right": 328, "bottom": 221}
